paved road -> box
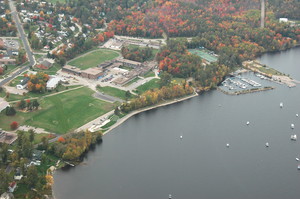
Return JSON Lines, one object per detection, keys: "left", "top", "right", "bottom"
{"left": 0, "top": 0, "right": 36, "bottom": 87}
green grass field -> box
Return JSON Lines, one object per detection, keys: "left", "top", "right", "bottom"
{"left": 0, "top": 87, "right": 115, "bottom": 134}
{"left": 97, "top": 86, "right": 128, "bottom": 100}
{"left": 68, "top": 49, "right": 119, "bottom": 70}
{"left": 136, "top": 79, "right": 160, "bottom": 94}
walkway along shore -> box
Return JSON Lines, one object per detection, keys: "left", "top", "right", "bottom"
{"left": 103, "top": 92, "right": 199, "bottom": 136}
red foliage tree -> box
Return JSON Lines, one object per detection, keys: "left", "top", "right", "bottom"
{"left": 10, "top": 121, "right": 19, "bottom": 130}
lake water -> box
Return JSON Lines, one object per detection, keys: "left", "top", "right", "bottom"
{"left": 53, "top": 47, "right": 300, "bottom": 199}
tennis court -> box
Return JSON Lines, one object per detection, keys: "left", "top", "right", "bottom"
{"left": 188, "top": 49, "right": 218, "bottom": 63}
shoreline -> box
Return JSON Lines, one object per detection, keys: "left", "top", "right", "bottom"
{"left": 51, "top": 92, "right": 198, "bottom": 199}
{"left": 103, "top": 92, "right": 199, "bottom": 136}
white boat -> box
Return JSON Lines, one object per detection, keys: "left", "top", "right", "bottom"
{"left": 180, "top": 135, "right": 183, "bottom": 139}
{"left": 246, "top": 121, "right": 250, "bottom": 125}
{"left": 291, "top": 124, "right": 295, "bottom": 129}
{"left": 169, "top": 194, "right": 172, "bottom": 199}
{"left": 280, "top": 102, "right": 283, "bottom": 108}
{"left": 291, "top": 134, "right": 297, "bottom": 141}
{"left": 296, "top": 158, "right": 299, "bottom": 161}
{"left": 226, "top": 143, "right": 230, "bottom": 147}
{"left": 296, "top": 114, "right": 299, "bottom": 117}
{"left": 265, "top": 142, "right": 269, "bottom": 147}
{"left": 298, "top": 165, "right": 300, "bottom": 170}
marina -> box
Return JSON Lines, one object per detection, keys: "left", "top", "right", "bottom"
{"left": 218, "top": 71, "right": 273, "bottom": 95}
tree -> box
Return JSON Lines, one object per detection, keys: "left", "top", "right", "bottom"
{"left": 125, "top": 91, "right": 131, "bottom": 100}
{"left": 5, "top": 107, "right": 16, "bottom": 116}
{"left": 29, "top": 129, "right": 35, "bottom": 143}
{"left": 32, "top": 99, "right": 39, "bottom": 110}
{"left": 10, "top": 121, "right": 18, "bottom": 130}
{"left": 26, "top": 165, "right": 38, "bottom": 188}
{"left": 18, "top": 99, "right": 26, "bottom": 110}
{"left": 159, "top": 71, "right": 172, "bottom": 87}
{"left": 0, "top": 169, "right": 10, "bottom": 194}
{"left": 0, "top": 143, "right": 9, "bottom": 164}
{"left": 114, "top": 107, "right": 120, "bottom": 116}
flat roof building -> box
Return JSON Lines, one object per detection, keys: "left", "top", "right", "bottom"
{"left": 81, "top": 67, "right": 104, "bottom": 79}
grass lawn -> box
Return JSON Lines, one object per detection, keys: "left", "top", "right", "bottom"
{"left": 136, "top": 78, "right": 160, "bottom": 94}
{"left": 143, "top": 71, "right": 155, "bottom": 78}
{"left": 5, "top": 85, "right": 81, "bottom": 102}
{"left": 0, "top": 87, "right": 115, "bottom": 134}
{"left": 9, "top": 76, "right": 24, "bottom": 87}
{"left": 33, "top": 63, "right": 62, "bottom": 75}
{"left": 171, "top": 77, "right": 185, "bottom": 85}
{"left": 68, "top": 49, "right": 119, "bottom": 70}
{"left": 0, "top": 65, "right": 18, "bottom": 77}
{"left": 97, "top": 86, "right": 128, "bottom": 100}
{"left": 45, "top": 0, "right": 66, "bottom": 4}
{"left": 25, "top": 87, "right": 115, "bottom": 134}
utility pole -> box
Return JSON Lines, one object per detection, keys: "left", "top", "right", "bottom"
{"left": 261, "top": 0, "right": 265, "bottom": 28}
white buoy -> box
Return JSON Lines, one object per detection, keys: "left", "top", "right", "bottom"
{"left": 226, "top": 143, "right": 230, "bottom": 148}
{"left": 296, "top": 158, "right": 299, "bottom": 161}
{"left": 280, "top": 102, "right": 283, "bottom": 108}
{"left": 265, "top": 142, "right": 269, "bottom": 147}
{"left": 291, "top": 124, "right": 295, "bottom": 129}
{"left": 291, "top": 134, "right": 297, "bottom": 141}
{"left": 180, "top": 135, "right": 183, "bottom": 139}
{"left": 246, "top": 121, "right": 250, "bottom": 125}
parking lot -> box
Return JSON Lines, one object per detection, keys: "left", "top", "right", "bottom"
{"left": 4, "top": 38, "right": 20, "bottom": 50}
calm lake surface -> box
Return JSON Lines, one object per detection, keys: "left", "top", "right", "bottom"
{"left": 54, "top": 47, "right": 300, "bottom": 199}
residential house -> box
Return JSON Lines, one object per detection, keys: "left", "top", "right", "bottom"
{"left": 16, "top": 77, "right": 30, "bottom": 90}
{"left": 0, "top": 192, "right": 14, "bottom": 199}
{"left": 0, "top": 131, "right": 18, "bottom": 145}
{"left": 0, "top": 98, "right": 9, "bottom": 113}
{"left": 36, "top": 58, "right": 54, "bottom": 69}
{"left": 8, "top": 182, "right": 17, "bottom": 193}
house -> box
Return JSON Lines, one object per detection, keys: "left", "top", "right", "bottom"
{"left": 8, "top": 182, "right": 17, "bottom": 193}
{"left": 36, "top": 58, "right": 54, "bottom": 69}
{"left": 32, "top": 149, "right": 44, "bottom": 161}
{"left": 14, "top": 168, "right": 23, "bottom": 180}
{"left": 0, "top": 98, "right": 10, "bottom": 113}
{"left": 0, "top": 57, "right": 16, "bottom": 65}
{"left": 46, "top": 76, "right": 61, "bottom": 90}
{"left": 0, "top": 131, "right": 18, "bottom": 145}
{"left": 16, "top": 77, "right": 30, "bottom": 90}
{"left": 0, "top": 192, "right": 14, "bottom": 199}
{"left": 279, "top": 18, "right": 288, "bottom": 23}
{"left": 81, "top": 67, "right": 104, "bottom": 79}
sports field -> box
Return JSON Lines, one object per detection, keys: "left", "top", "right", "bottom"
{"left": 188, "top": 49, "right": 218, "bottom": 63}
{"left": 68, "top": 49, "right": 119, "bottom": 70}
{"left": 0, "top": 87, "right": 115, "bottom": 134}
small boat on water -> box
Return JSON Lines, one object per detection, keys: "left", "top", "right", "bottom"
{"left": 296, "top": 158, "right": 300, "bottom": 161}
{"left": 291, "top": 124, "right": 295, "bottom": 129}
{"left": 265, "top": 142, "right": 269, "bottom": 147}
{"left": 226, "top": 143, "right": 230, "bottom": 148}
{"left": 169, "top": 194, "right": 172, "bottom": 199}
{"left": 296, "top": 114, "right": 299, "bottom": 117}
{"left": 298, "top": 165, "right": 300, "bottom": 170}
{"left": 180, "top": 135, "right": 183, "bottom": 139}
{"left": 291, "top": 134, "right": 297, "bottom": 141}
{"left": 280, "top": 102, "right": 283, "bottom": 108}
{"left": 246, "top": 121, "right": 250, "bottom": 125}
